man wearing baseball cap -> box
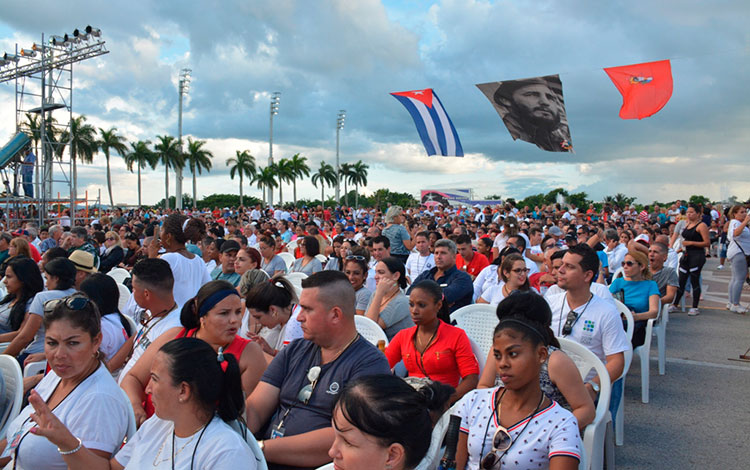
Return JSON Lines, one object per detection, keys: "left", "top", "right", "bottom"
{"left": 210, "top": 239, "right": 241, "bottom": 286}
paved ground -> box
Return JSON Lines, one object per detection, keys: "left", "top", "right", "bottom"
{"left": 614, "top": 256, "right": 750, "bottom": 469}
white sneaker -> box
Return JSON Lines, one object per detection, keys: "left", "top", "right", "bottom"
{"left": 717, "top": 264, "right": 724, "bottom": 270}
{"left": 730, "top": 304, "right": 747, "bottom": 314}
{"left": 688, "top": 308, "right": 700, "bottom": 316}
{"left": 727, "top": 303, "right": 733, "bottom": 310}
{"left": 667, "top": 304, "right": 680, "bottom": 313}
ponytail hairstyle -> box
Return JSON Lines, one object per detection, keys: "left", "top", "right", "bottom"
{"left": 245, "top": 275, "right": 297, "bottom": 313}
{"left": 80, "top": 273, "right": 133, "bottom": 337}
{"left": 379, "top": 256, "right": 408, "bottom": 290}
{"left": 159, "top": 337, "right": 244, "bottom": 423}
{"left": 409, "top": 280, "right": 450, "bottom": 323}
{"left": 334, "top": 374, "right": 433, "bottom": 469}
{"left": 493, "top": 290, "right": 559, "bottom": 348}
{"left": 163, "top": 213, "right": 207, "bottom": 245}
{"left": 180, "top": 280, "right": 239, "bottom": 330}
{"left": 402, "top": 376, "right": 455, "bottom": 424}
{"left": 2, "top": 257, "right": 43, "bottom": 330}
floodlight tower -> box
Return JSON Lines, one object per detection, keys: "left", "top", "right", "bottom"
{"left": 176, "top": 68, "right": 191, "bottom": 210}
{"left": 335, "top": 110, "right": 346, "bottom": 204}
{"left": 267, "top": 91, "right": 280, "bottom": 207}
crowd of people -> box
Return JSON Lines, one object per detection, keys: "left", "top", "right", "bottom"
{"left": 0, "top": 197, "right": 743, "bottom": 469}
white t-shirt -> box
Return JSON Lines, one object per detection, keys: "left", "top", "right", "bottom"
{"left": 162, "top": 252, "right": 212, "bottom": 308}
{"left": 239, "top": 304, "right": 303, "bottom": 350}
{"left": 3, "top": 364, "right": 130, "bottom": 469}
{"left": 405, "top": 252, "right": 435, "bottom": 281}
{"left": 205, "top": 259, "right": 217, "bottom": 277}
{"left": 544, "top": 282, "right": 615, "bottom": 307}
{"left": 473, "top": 264, "right": 501, "bottom": 302}
{"left": 727, "top": 219, "right": 750, "bottom": 259}
{"left": 115, "top": 415, "right": 257, "bottom": 470}
{"left": 604, "top": 243, "right": 627, "bottom": 273}
{"left": 478, "top": 282, "right": 507, "bottom": 305}
{"left": 456, "top": 387, "right": 581, "bottom": 470}
{"left": 546, "top": 292, "right": 630, "bottom": 376}
{"left": 24, "top": 288, "right": 77, "bottom": 354}
{"left": 118, "top": 307, "right": 182, "bottom": 384}
{"left": 492, "top": 234, "right": 508, "bottom": 251}
{"left": 101, "top": 313, "right": 129, "bottom": 362}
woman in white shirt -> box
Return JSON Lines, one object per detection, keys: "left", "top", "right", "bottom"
{"left": 21, "top": 337, "right": 257, "bottom": 470}
{"left": 455, "top": 306, "right": 582, "bottom": 470}
{"left": 0, "top": 294, "right": 131, "bottom": 469}
{"left": 727, "top": 205, "right": 750, "bottom": 313}
{"left": 477, "top": 254, "right": 529, "bottom": 305}
{"left": 149, "top": 214, "right": 211, "bottom": 307}
{"left": 245, "top": 276, "right": 300, "bottom": 357}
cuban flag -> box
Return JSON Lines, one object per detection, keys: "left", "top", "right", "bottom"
{"left": 390, "top": 88, "right": 464, "bottom": 157}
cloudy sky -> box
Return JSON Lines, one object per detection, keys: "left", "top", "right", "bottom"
{"left": 0, "top": 0, "right": 748, "bottom": 207}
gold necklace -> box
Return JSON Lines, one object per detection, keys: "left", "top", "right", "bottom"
{"left": 152, "top": 423, "right": 205, "bottom": 466}
{"left": 323, "top": 333, "right": 359, "bottom": 364}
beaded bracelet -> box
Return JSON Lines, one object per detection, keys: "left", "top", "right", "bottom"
{"left": 58, "top": 438, "right": 82, "bottom": 455}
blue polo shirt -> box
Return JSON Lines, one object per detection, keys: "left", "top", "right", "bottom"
{"left": 408, "top": 264, "right": 474, "bottom": 313}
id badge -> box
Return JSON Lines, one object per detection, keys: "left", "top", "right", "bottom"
{"left": 270, "top": 424, "right": 285, "bottom": 439}
{"left": 1, "top": 428, "right": 24, "bottom": 458}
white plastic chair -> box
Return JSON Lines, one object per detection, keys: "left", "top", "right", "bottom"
{"left": 285, "top": 272, "right": 308, "bottom": 299}
{"left": 107, "top": 267, "right": 131, "bottom": 285}
{"left": 23, "top": 360, "right": 47, "bottom": 378}
{"left": 558, "top": 338, "right": 614, "bottom": 470}
{"left": 0, "top": 342, "right": 9, "bottom": 354}
{"left": 315, "top": 464, "right": 334, "bottom": 470}
{"left": 354, "top": 315, "right": 388, "bottom": 347}
{"left": 0, "top": 354, "right": 23, "bottom": 439}
{"left": 116, "top": 283, "right": 131, "bottom": 316}
{"left": 633, "top": 301, "right": 666, "bottom": 404}
{"left": 122, "top": 313, "right": 138, "bottom": 338}
{"left": 286, "top": 239, "right": 298, "bottom": 254}
{"left": 414, "top": 402, "right": 461, "bottom": 470}
{"left": 229, "top": 420, "right": 269, "bottom": 470}
{"left": 612, "top": 299, "right": 634, "bottom": 446}
{"left": 449, "top": 304, "right": 497, "bottom": 363}
{"left": 278, "top": 252, "right": 295, "bottom": 272}
{"left": 314, "top": 254, "right": 328, "bottom": 265}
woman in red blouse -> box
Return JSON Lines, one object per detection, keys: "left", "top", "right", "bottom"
{"left": 385, "top": 280, "right": 479, "bottom": 402}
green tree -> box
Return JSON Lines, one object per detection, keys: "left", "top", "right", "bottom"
{"left": 97, "top": 127, "right": 128, "bottom": 207}
{"left": 197, "top": 193, "right": 261, "bottom": 210}
{"left": 688, "top": 195, "right": 710, "bottom": 207}
{"left": 288, "top": 153, "right": 311, "bottom": 206}
{"left": 124, "top": 140, "right": 157, "bottom": 207}
{"left": 339, "top": 162, "right": 357, "bottom": 207}
{"left": 370, "top": 188, "right": 418, "bottom": 209}
{"left": 226, "top": 150, "right": 256, "bottom": 207}
{"left": 186, "top": 137, "right": 214, "bottom": 208}
{"left": 311, "top": 162, "right": 337, "bottom": 207}
{"left": 274, "top": 158, "right": 295, "bottom": 205}
{"left": 351, "top": 160, "right": 369, "bottom": 208}
{"left": 567, "top": 191, "right": 591, "bottom": 210}
{"left": 154, "top": 135, "right": 182, "bottom": 209}
{"left": 254, "top": 166, "right": 278, "bottom": 205}
{"left": 57, "top": 115, "right": 97, "bottom": 202}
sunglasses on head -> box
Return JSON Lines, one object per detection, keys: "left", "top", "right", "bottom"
{"left": 44, "top": 295, "right": 90, "bottom": 313}
{"left": 346, "top": 255, "right": 365, "bottom": 261}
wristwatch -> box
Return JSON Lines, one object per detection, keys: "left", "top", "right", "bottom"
{"left": 587, "top": 381, "right": 600, "bottom": 393}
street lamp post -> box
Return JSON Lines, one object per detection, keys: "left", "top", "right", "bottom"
{"left": 268, "top": 91, "right": 280, "bottom": 207}
{"left": 176, "top": 68, "right": 191, "bottom": 210}
{"left": 335, "top": 110, "right": 346, "bottom": 204}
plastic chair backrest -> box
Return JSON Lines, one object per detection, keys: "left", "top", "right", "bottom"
{"left": 23, "top": 360, "right": 46, "bottom": 378}
{"left": 278, "top": 252, "right": 295, "bottom": 271}
{"left": 449, "top": 304, "right": 498, "bottom": 362}
{"left": 285, "top": 272, "right": 308, "bottom": 299}
{"left": 557, "top": 338, "right": 612, "bottom": 427}
{"left": 107, "top": 267, "right": 131, "bottom": 285}
{"left": 0, "top": 354, "right": 23, "bottom": 439}
{"left": 123, "top": 314, "right": 138, "bottom": 338}
{"left": 354, "top": 315, "right": 388, "bottom": 347}
{"left": 314, "top": 254, "right": 328, "bottom": 264}
{"left": 286, "top": 239, "right": 298, "bottom": 253}
{"left": 613, "top": 299, "right": 634, "bottom": 343}
{"left": 414, "top": 402, "right": 461, "bottom": 470}
{"left": 116, "top": 283, "right": 131, "bottom": 316}
{"left": 229, "top": 420, "right": 269, "bottom": 470}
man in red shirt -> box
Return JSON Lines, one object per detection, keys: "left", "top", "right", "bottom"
{"left": 454, "top": 234, "right": 488, "bottom": 280}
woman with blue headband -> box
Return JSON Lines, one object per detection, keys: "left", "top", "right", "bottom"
{"left": 122, "top": 280, "right": 266, "bottom": 425}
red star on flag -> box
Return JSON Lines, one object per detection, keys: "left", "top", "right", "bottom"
{"left": 390, "top": 88, "right": 433, "bottom": 108}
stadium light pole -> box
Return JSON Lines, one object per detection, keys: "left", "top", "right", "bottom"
{"left": 335, "top": 110, "right": 346, "bottom": 204}
{"left": 176, "top": 68, "right": 191, "bottom": 210}
{"left": 267, "top": 91, "right": 280, "bottom": 207}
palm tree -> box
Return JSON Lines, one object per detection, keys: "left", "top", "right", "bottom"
{"left": 254, "top": 166, "right": 278, "bottom": 205}
{"left": 339, "top": 162, "right": 357, "bottom": 207}
{"left": 226, "top": 150, "right": 256, "bottom": 207}
{"left": 351, "top": 160, "right": 369, "bottom": 208}
{"left": 311, "top": 162, "right": 337, "bottom": 206}
{"left": 186, "top": 137, "right": 214, "bottom": 208}
{"left": 154, "top": 135, "right": 182, "bottom": 209}
{"left": 288, "top": 153, "right": 310, "bottom": 206}
{"left": 57, "top": 115, "right": 97, "bottom": 202}
{"left": 97, "top": 127, "right": 128, "bottom": 207}
{"left": 124, "top": 140, "right": 157, "bottom": 207}
{"left": 274, "top": 158, "right": 295, "bottom": 205}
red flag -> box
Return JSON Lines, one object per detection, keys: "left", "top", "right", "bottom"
{"left": 604, "top": 60, "right": 673, "bottom": 119}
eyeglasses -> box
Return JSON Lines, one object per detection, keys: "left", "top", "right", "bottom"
{"left": 480, "top": 426, "right": 513, "bottom": 469}
{"left": 297, "top": 366, "right": 321, "bottom": 404}
{"left": 346, "top": 255, "right": 365, "bottom": 261}
{"left": 561, "top": 310, "right": 578, "bottom": 336}
{"left": 621, "top": 260, "right": 637, "bottom": 267}
{"left": 510, "top": 268, "right": 530, "bottom": 274}
{"left": 106, "top": 237, "right": 115, "bottom": 241}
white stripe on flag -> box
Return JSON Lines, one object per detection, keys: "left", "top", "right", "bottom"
{"left": 409, "top": 97, "right": 441, "bottom": 155}
{"left": 432, "top": 98, "right": 456, "bottom": 156}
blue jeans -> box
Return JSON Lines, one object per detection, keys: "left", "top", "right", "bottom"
{"left": 609, "top": 378, "right": 623, "bottom": 425}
